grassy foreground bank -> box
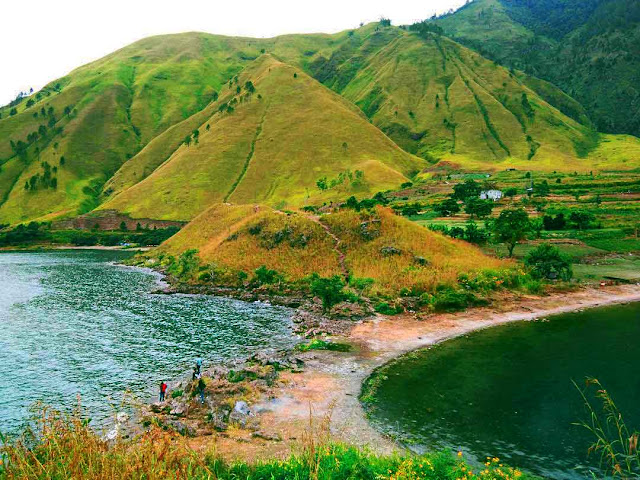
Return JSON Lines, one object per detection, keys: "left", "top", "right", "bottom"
{"left": 0, "top": 409, "right": 534, "bottom": 480}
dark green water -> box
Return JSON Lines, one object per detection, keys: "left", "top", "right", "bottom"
{"left": 366, "top": 303, "right": 640, "bottom": 479}
{"left": 0, "top": 250, "right": 295, "bottom": 434}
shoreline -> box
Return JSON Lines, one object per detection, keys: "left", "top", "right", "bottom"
{"left": 177, "top": 283, "right": 640, "bottom": 461}
{"left": 0, "top": 244, "right": 152, "bottom": 252}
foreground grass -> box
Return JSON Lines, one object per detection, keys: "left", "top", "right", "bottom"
{"left": 0, "top": 409, "right": 535, "bottom": 480}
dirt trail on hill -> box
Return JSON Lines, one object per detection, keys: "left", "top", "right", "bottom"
{"left": 309, "top": 215, "right": 349, "bottom": 281}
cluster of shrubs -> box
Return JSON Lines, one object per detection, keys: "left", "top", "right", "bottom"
{"left": 24, "top": 161, "right": 58, "bottom": 191}
{"left": 434, "top": 179, "right": 496, "bottom": 219}
{"left": 542, "top": 211, "right": 596, "bottom": 230}
{"left": 316, "top": 169, "right": 365, "bottom": 191}
{"left": 429, "top": 221, "right": 489, "bottom": 244}
{"left": 0, "top": 222, "right": 179, "bottom": 247}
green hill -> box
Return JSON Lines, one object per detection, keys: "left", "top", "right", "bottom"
{"left": 433, "top": 0, "right": 640, "bottom": 137}
{"left": 309, "top": 26, "right": 603, "bottom": 169}
{"left": 0, "top": 21, "right": 639, "bottom": 225}
{"left": 157, "top": 204, "right": 506, "bottom": 296}
{"left": 101, "top": 55, "right": 422, "bottom": 221}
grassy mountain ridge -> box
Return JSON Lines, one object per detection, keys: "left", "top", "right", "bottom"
{"left": 0, "top": 21, "right": 638, "bottom": 225}
{"left": 101, "top": 55, "right": 422, "bottom": 221}
{"left": 433, "top": 0, "right": 640, "bottom": 136}
{"left": 308, "top": 26, "right": 613, "bottom": 170}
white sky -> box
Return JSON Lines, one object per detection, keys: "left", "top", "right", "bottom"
{"left": 1, "top": 0, "right": 466, "bottom": 106}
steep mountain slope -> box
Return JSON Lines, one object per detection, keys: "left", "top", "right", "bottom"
{"left": 0, "top": 32, "right": 354, "bottom": 224}
{"left": 1, "top": 21, "right": 638, "bottom": 225}
{"left": 102, "top": 55, "right": 422, "bottom": 221}
{"left": 310, "top": 26, "right": 601, "bottom": 169}
{"left": 434, "top": 0, "right": 640, "bottom": 136}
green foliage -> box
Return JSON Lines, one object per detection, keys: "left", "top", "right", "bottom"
{"left": 295, "top": 339, "right": 352, "bottom": 352}
{"left": 0, "top": 406, "right": 539, "bottom": 480}
{"left": 253, "top": 265, "right": 282, "bottom": 285}
{"left": 434, "top": 198, "right": 461, "bottom": 217}
{"left": 492, "top": 208, "right": 531, "bottom": 257}
{"left": 524, "top": 243, "right": 573, "bottom": 281}
{"left": 310, "top": 274, "right": 346, "bottom": 312}
{"left": 428, "top": 285, "right": 488, "bottom": 313}
{"left": 374, "top": 301, "right": 403, "bottom": 315}
{"left": 452, "top": 179, "right": 481, "bottom": 201}
{"left": 167, "top": 249, "right": 199, "bottom": 279}
{"left": 569, "top": 210, "right": 596, "bottom": 230}
{"left": 170, "top": 389, "right": 183, "bottom": 398}
{"left": 464, "top": 198, "right": 493, "bottom": 219}
{"left": 349, "top": 276, "right": 374, "bottom": 292}
{"left": 575, "top": 378, "right": 640, "bottom": 478}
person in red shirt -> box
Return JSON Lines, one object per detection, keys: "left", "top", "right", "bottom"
{"left": 159, "top": 381, "right": 168, "bottom": 402}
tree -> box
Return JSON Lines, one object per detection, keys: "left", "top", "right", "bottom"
{"left": 464, "top": 220, "right": 488, "bottom": 244}
{"left": 244, "top": 81, "right": 255, "bottom": 93}
{"left": 535, "top": 180, "right": 550, "bottom": 196}
{"left": 310, "top": 275, "right": 345, "bottom": 313}
{"left": 543, "top": 213, "right": 566, "bottom": 231}
{"left": 525, "top": 244, "right": 572, "bottom": 281}
{"left": 464, "top": 198, "right": 493, "bottom": 219}
{"left": 492, "top": 208, "right": 530, "bottom": 257}
{"left": 504, "top": 187, "right": 518, "bottom": 197}
{"left": 569, "top": 211, "right": 595, "bottom": 230}
{"left": 316, "top": 177, "right": 328, "bottom": 191}
{"left": 434, "top": 198, "right": 460, "bottom": 217}
{"left": 183, "top": 135, "right": 192, "bottom": 147}
{"left": 10, "top": 108, "right": 17, "bottom": 116}
{"left": 192, "top": 129, "right": 199, "bottom": 145}
{"left": 64, "top": 105, "right": 71, "bottom": 116}
{"left": 119, "top": 221, "right": 127, "bottom": 231}
{"left": 379, "top": 17, "right": 391, "bottom": 27}
{"left": 452, "top": 179, "right": 481, "bottom": 201}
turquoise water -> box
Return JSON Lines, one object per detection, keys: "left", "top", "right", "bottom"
{"left": 0, "top": 250, "right": 295, "bottom": 433}
{"left": 366, "top": 303, "right": 640, "bottom": 479}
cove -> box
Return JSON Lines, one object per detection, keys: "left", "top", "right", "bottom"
{"left": 364, "top": 302, "right": 640, "bottom": 479}
{"left": 0, "top": 250, "right": 295, "bottom": 434}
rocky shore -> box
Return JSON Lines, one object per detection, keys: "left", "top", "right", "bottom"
{"left": 136, "top": 283, "right": 640, "bottom": 462}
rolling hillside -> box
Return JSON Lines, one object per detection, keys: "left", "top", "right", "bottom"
{"left": 101, "top": 55, "right": 422, "bottom": 221}
{"left": 158, "top": 204, "right": 506, "bottom": 296}
{"left": 433, "top": 0, "right": 640, "bottom": 137}
{"left": 0, "top": 32, "right": 354, "bottom": 224}
{"left": 0, "top": 20, "right": 639, "bottom": 225}
{"left": 309, "top": 27, "right": 601, "bottom": 169}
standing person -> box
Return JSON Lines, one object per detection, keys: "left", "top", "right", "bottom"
{"left": 198, "top": 376, "right": 206, "bottom": 404}
{"left": 159, "top": 381, "right": 167, "bottom": 402}
{"left": 196, "top": 357, "right": 203, "bottom": 375}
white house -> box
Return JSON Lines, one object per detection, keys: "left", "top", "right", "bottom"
{"left": 480, "top": 189, "right": 503, "bottom": 201}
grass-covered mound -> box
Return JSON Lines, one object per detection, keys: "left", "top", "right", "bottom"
{"left": 0, "top": 409, "right": 536, "bottom": 480}
{"left": 146, "top": 204, "right": 514, "bottom": 310}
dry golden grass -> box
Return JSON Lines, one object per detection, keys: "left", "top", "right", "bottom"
{"left": 323, "top": 207, "right": 507, "bottom": 295}
{"left": 159, "top": 203, "right": 505, "bottom": 295}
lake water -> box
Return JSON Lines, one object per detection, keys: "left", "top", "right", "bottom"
{"left": 0, "top": 250, "right": 295, "bottom": 434}
{"left": 365, "top": 302, "right": 640, "bottom": 479}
